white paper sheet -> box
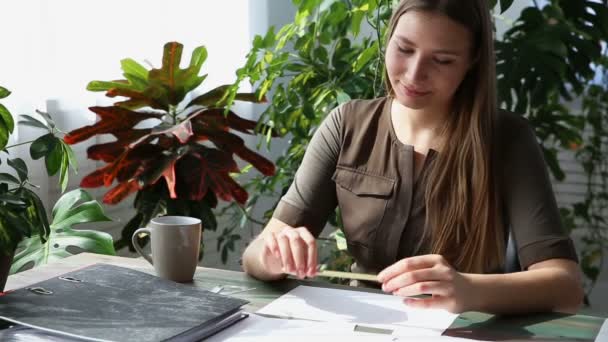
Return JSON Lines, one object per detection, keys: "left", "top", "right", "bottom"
{"left": 205, "top": 314, "right": 396, "bottom": 341}
{"left": 596, "top": 319, "right": 608, "bottom": 342}
{"left": 256, "top": 285, "right": 459, "bottom": 336}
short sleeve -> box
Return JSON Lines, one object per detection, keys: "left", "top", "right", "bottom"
{"left": 500, "top": 112, "right": 578, "bottom": 270}
{"left": 272, "top": 105, "right": 343, "bottom": 237}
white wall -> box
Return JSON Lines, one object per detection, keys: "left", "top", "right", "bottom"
{"left": 0, "top": 0, "right": 252, "bottom": 264}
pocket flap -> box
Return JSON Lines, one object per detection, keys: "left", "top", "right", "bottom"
{"left": 332, "top": 167, "right": 394, "bottom": 196}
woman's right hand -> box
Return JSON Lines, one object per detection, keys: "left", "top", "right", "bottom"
{"left": 261, "top": 226, "right": 318, "bottom": 279}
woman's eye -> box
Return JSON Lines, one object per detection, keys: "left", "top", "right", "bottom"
{"left": 434, "top": 59, "right": 453, "bottom": 65}
{"left": 397, "top": 46, "right": 413, "bottom": 54}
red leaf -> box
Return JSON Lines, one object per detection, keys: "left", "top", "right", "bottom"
{"left": 203, "top": 148, "right": 239, "bottom": 173}
{"left": 205, "top": 131, "right": 275, "bottom": 176}
{"left": 64, "top": 106, "right": 161, "bottom": 144}
{"left": 87, "top": 142, "right": 125, "bottom": 162}
{"left": 221, "top": 173, "right": 248, "bottom": 204}
{"left": 207, "top": 171, "right": 232, "bottom": 202}
{"left": 232, "top": 145, "right": 275, "bottom": 176}
{"left": 86, "top": 129, "right": 151, "bottom": 162}
{"left": 80, "top": 165, "right": 112, "bottom": 188}
{"left": 175, "top": 153, "right": 209, "bottom": 201}
{"left": 162, "top": 160, "right": 177, "bottom": 199}
{"left": 171, "top": 120, "right": 193, "bottom": 144}
{"left": 103, "top": 180, "right": 140, "bottom": 204}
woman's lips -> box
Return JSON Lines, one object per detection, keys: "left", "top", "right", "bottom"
{"left": 401, "top": 83, "right": 431, "bottom": 97}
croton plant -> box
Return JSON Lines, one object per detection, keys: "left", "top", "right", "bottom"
{"left": 64, "top": 42, "right": 276, "bottom": 250}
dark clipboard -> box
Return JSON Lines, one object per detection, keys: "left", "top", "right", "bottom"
{"left": 0, "top": 263, "right": 249, "bottom": 341}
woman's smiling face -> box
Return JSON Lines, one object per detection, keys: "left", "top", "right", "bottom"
{"left": 385, "top": 10, "right": 474, "bottom": 112}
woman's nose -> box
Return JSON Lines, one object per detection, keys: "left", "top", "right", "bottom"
{"left": 406, "top": 55, "right": 429, "bottom": 83}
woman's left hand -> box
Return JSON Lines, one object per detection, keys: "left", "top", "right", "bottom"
{"left": 377, "top": 254, "right": 475, "bottom": 313}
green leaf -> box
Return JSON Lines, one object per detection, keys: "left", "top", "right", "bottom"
{"left": 45, "top": 142, "right": 63, "bottom": 176}
{"left": 87, "top": 80, "right": 137, "bottom": 92}
{"left": 0, "top": 103, "right": 15, "bottom": 134}
{"left": 34, "top": 110, "right": 56, "bottom": 129}
{"left": 0, "top": 173, "right": 20, "bottom": 185}
{"left": 62, "top": 141, "right": 78, "bottom": 172}
{"left": 59, "top": 149, "right": 69, "bottom": 192}
{"left": 19, "top": 114, "right": 49, "bottom": 130}
{"left": 0, "top": 194, "right": 26, "bottom": 206}
{"left": 189, "top": 46, "right": 208, "bottom": 73}
{"left": 8, "top": 158, "right": 28, "bottom": 183}
{"left": 121, "top": 58, "right": 149, "bottom": 82}
{"left": 0, "top": 119, "right": 9, "bottom": 151}
{"left": 30, "top": 133, "right": 58, "bottom": 160}
{"left": 52, "top": 189, "right": 93, "bottom": 222}
{"left": 11, "top": 227, "right": 115, "bottom": 274}
{"left": 21, "top": 188, "right": 50, "bottom": 239}
{"left": 0, "top": 87, "right": 10, "bottom": 99}
{"left": 336, "top": 90, "right": 351, "bottom": 104}
{"left": 500, "top": 0, "right": 515, "bottom": 14}
{"left": 352, "top": 41, "right": 378, "bottom": 73}
{"left": 10, "top": 188, "right": 114, "bottom": 273}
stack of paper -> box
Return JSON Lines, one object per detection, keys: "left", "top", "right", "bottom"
{"left": 254, "top": 285, "right": 459, "bottom": 338}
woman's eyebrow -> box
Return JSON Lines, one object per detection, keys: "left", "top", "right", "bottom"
{"left": 394, "top": 35, "right": 463, "bottom": 56}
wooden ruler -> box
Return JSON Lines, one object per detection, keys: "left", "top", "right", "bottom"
{"left": 315, "top": 270, "right": 379, "bottom": 283}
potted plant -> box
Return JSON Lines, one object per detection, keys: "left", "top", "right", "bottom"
{"left": 63, "top": 42, "right": 277, "bottom": 253}
{"left": 0, "top": 86, "right": 115, "bottom": 291}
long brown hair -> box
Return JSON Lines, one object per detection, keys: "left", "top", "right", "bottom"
{"left": 384, "top": 0, "right": 504, "bottom": 273}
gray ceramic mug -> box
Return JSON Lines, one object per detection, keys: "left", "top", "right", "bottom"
{"left": 132, "top": 216, "right": 202, "bottom": 282}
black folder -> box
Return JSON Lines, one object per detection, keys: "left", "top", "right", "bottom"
{"left": 0, "top": 263, "right": 249, "bottom": 341}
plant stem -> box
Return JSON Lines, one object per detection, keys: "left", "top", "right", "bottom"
{"left": 532, "top": 0, "right": 540, "bottom": 9}
{"left": 5, "top": 140, "right": 35, "bottom": 149}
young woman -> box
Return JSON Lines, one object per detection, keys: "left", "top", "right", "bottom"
{"left": 242, "top": 0, "right": 583, "bottom": 314}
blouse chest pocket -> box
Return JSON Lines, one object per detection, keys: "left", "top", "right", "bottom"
{"left": 331, "top": 167, "right": 395, "bottom": 246}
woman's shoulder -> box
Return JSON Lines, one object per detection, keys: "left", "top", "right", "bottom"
{"left": 340, "top": 97, "right": 388, "bottom": 114}
{"left": 495, "top": 109, "right": 542, "bottom": 158}
{"left": 336, "top": 97, "right": 389, "bottom": 126}
{"left": 496, "top": 109, "right": 536, "bottom": 140}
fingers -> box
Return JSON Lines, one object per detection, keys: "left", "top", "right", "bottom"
{"left": 378, "top": 254, "right": 446, "bottom": 283}
{"left": 262, "top": 226, "right": 317, "bottom": 279}
{"left": 276, "top": 232, "right": 296, "bottom": 274}
{"left": 392, "top": 281, "right": 452, "bottom": 298}
{"left": 403, "top": 296, "right": 462, "bottom": 314}
{"left": 381, "top": 267, "right": 440, "bottom": 293}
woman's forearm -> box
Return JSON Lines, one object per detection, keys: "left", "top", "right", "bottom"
{"left": 465, "top": 263, "right": 583, "bottom": 314}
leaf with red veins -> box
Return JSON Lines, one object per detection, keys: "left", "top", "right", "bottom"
{"left": 202, "top": 148, "right": 239, "bottom": 173}
{"left": 87, "top": 142, "right": 126, "bottom": 162}
{"left": 86, "top": 130, "right": 151, "bottom": 162}
{"left": 231, "top": 145, "right": 275, "bottom": 176}
{"left": 191, "top": 108, "right": 279, "bottom": 137}
{"left": 106, "top": 88, "right": 165, "bottom": 110}
{"left": 207, "top": 171, "right": 232, "bottom": 202}
{"left": 162, "top": 159, "right": 177, "bottom": 198}
{"left": 175, "top": 153, "right": 209, "bottom": 201}
{"left": 64, "top": 106, "right": 161, "bottom": 144}
{"left": 171, "top": 120, "right": 193, "bottom": 144}
{"left": 205, "top": 130, "right": 275, "bottom": 176}
{"left": 103, "top": 179, "right": 140, "bottom": 205}
{"left": 220, "top": 173, "right": 248, "bottom": 204}
{"left": 81, "top": 164, "right": 114, "bottom": 188}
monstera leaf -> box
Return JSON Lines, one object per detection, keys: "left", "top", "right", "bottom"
{"left": 10, "top": 189, "right": 114, "bottom": 273}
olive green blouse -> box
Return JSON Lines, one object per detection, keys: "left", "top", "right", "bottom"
{"left": 272, "top": 97, "right": 577, "bottom": 276}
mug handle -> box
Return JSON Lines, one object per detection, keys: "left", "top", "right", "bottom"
{"left": 131, "top": 228, "right": 153, "bottom": 266}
